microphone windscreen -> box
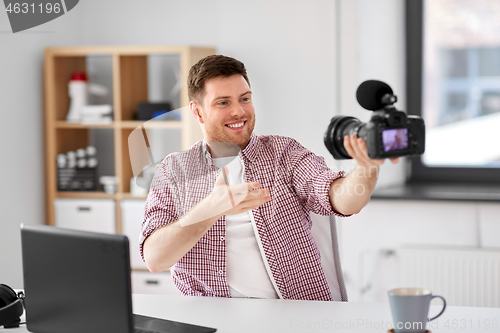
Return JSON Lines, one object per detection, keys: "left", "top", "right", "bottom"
{"left": 356, "top": 80, "right": 393, "bottom": 110}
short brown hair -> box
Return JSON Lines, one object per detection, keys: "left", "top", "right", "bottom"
{"left": 188, "top": 55, "right": 251, "bottom": 103}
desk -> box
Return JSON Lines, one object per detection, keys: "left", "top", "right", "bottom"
{"left": 2, "top": 294, "right": 500, "bottom": 332}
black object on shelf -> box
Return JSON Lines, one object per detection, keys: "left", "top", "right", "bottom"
{"left": 57, "top": 167, "right": 98, "bottom": 191}
{"left": 57, "top": 146, "right": 99, "bottom": 191}
{"left": 135, "top": 102, "right": 173, "bottom": 120}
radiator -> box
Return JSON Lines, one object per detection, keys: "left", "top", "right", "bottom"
{"left": 396, "top": 247, "right": 500, "bottom": 307}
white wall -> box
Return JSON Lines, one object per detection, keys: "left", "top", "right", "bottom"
{"left": 338, "top": 0, "right": 407, "bottom": 188}
{"left": 0, "top": 8, "right": 82, "bottom": 287}
{"left": 75, "top": 0, "right": 339, "bottom": 160}
{"left": 338, "top": 200, "right": 500, "bottom": 305}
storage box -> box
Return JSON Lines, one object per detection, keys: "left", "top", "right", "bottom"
{"left": 121, "top": 199, "right": 147, "bottom": 270}
{"left": 54, "top": 199, "right": 115, "bottom": 234}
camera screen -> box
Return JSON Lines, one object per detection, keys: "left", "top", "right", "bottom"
{"left": 382, "top": 128, "right": 408, "bottom": 152}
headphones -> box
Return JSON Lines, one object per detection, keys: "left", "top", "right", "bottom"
{"left": 0, "top": 284, "right": 24, "bottom": 328}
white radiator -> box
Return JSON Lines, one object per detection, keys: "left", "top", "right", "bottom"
{"left": 397, "top": 247, "right": 500, "bottom": 307}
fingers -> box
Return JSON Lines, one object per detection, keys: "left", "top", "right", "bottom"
{"left": 181, "top": 179, "right": 271, "bottom": 227}
{"left": 226, "top": 181, "right": 271, "bottom": 215}
{"left": 215, "top": 168, "right": 262, "bottom": 192}
{"left": 344, "top": 135, "right": 385, "bottom": 167}
{"left": 344, "top": 135, "right": 380, "bottom": 166}
{"left": 343, "top": 135, "right": 363, "bottom": 160}
{"left": 213, "top": 176, "right": 270, "bottom": 214}
{"left": 231, "top": 190, "right": 271, "bottom": 214}
{"left": 232, "top": 186, "right": 270, "bottom": 205}
{"left": 224, "top": 182, "right": 262, "bottom": 198}
{"left": 344, "top": 135, "right": 400, "bottom": 166}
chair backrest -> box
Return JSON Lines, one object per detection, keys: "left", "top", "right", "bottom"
{"left": 310, "top": 213, "right": 348, "bottom": 302}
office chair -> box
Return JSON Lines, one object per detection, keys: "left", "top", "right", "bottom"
{"left": 310, "top": 213, "right": 348, "bottom": 302}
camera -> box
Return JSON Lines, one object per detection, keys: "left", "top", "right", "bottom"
{"left": 324, "top": 80, "right": 425, "bottom": 160}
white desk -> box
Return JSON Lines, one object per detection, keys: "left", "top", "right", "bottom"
{"left": 3, "top": 294, "right": 500, "bottom": 332}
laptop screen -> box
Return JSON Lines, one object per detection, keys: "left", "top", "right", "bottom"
{"left": 21, "top": 224, "right": 134, "bottom": 333}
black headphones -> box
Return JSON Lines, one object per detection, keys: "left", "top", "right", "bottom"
{"left": 0, "top": 284, "right": 24, "bottom": 328}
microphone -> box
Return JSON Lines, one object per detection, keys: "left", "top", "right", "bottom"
{"left": 356, "top": 80, "right": 396, "bottom": 111}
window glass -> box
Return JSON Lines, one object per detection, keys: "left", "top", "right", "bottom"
{"left": 422, "top": 0, "right": 500, "bottom": 167}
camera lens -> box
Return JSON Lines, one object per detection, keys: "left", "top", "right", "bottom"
{"left": 324, "top": 116, "right": 363, "bottom": 160}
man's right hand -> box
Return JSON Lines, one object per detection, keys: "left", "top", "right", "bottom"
{"left": 144, "top": 166, "right": 271, "bottom": 272}
{"left": 180, "top": 166, "right": 271, "bottom": 226}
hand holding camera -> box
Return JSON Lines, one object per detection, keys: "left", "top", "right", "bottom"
{"left": 343, "top": 134, "right": 400, "bottom": 168}
{"left": 325, "top": 80, "right": 425, "bottom": 161}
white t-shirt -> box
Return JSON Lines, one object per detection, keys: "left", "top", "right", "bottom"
{"left": 212, "top": 156, "right": 279, "bottom": 299}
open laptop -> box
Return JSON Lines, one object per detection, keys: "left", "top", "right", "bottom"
{"left": 20, "top": 224, "right": 217, "bottom": 333}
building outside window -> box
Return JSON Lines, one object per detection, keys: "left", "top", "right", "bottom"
{"left": 407, "top": 0, "right": 500, "bottom": 182}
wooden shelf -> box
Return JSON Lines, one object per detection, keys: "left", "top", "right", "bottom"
{"left": 45, "top": 45, "right": 196, "bottom": 57}
{"left": 55, "top": 121, "right": 115, "bottom": 129}
{"left": 54, "top": 120, "right": 183, "bottom": 129}
{"left": 120, "top": 193, "right": 148, "bottom": 200}
{"left": 119, "top": 120, "right": 182, "bottom": 129}
{"left": 56, "top": 191, "right": 117, "bottom": 199}
{"left": 44, "top": 45, "right": 214, "bottom": 231}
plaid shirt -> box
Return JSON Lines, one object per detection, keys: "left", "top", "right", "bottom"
{"left": 140, "top": 134, "right": 346, "bottom": 301}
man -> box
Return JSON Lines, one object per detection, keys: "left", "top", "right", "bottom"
{"left": 140, "top": 55, "right": 398, "bottom": 301}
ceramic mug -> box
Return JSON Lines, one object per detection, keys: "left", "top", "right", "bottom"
{"left": 388, "top": 288, "right": 446, "bottom": 333}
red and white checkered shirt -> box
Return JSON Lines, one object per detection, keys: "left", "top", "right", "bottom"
{"left": 140, "top": 134, "right": 346, "bottom": 301}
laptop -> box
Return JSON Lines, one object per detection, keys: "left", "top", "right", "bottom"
{"left": 20, "top": 224, "right": 217, "bottom": 333}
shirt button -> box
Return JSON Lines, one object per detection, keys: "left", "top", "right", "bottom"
{"left": 218, "top": 270, "right": 224, "bottom": 275}
{"left": 220, "top": 236, "right": 225, "bottom": 241}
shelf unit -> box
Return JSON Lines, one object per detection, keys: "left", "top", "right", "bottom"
{"left": 44, "top": 46, "right": 215, "bottom": 232}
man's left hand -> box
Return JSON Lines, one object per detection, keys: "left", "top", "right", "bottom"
{"left": 329, "top": 134, "right": 400, "bottom": 215}
{"left": 343, "top": 134, "right": 399, "bottom": 167}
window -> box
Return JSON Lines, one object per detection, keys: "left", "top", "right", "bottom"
{"left": 407, "top": 0, "right": 500, "bottom": 182}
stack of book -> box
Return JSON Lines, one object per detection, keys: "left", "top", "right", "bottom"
{"left": 80, "top": 105, "right": 113, "bottom": 124}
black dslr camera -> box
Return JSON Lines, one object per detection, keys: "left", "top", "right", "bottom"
{"left": 324, "top": 80, "right": 425, "bottom": 160}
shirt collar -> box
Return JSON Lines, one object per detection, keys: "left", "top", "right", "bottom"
{"left": 240, "top": 134, "right": 260, "bottom": 163}
{"left": 201, "top": 139, "right": 214, "bottom": 167}
{"left": 201, "top": 134, "right": 260, "bottom": 165}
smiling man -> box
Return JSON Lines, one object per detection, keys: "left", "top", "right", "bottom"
{"left": 140, "top": 55, "right": 398, "bottom": 301}
{"left": 191, "top": 74, "right": 255, "bottom": 150}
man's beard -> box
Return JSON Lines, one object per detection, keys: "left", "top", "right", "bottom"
{"left": 204, "top": 116, "right": 255, "bottom": 150}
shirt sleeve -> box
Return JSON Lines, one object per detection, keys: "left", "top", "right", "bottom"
{"left": 139, "top": 157, "right": 183, "bottom": 261}
{"left": 287, "top": 139, "right": 351, "bottom": 218}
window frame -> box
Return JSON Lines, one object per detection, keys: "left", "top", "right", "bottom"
{"left": 406, "top": 0, "right": 500, "bottom": 184}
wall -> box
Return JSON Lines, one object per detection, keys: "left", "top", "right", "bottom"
{"left": 338, "top": 200, "right": 500, "bottom": 305}
{"left": 335, "top": 0, "right": 409, "bottom": 303}
{"left": 338, "top": 0, "right": 407, "bottom": 187}
{"left": 0, "top": 8, "right": 82, "bottom": 287}
{"left": 75, "top": 0, "right": 339, "bottom": 160}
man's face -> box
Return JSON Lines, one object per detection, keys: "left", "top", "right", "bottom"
{"left": 191, "top": 74, "right": 255, "bottom": 150}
